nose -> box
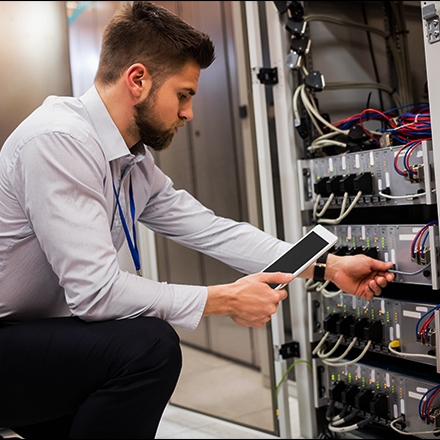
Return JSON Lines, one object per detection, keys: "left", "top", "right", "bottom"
{"left": 179, "top": 102, "right": 194, "bottom": 122}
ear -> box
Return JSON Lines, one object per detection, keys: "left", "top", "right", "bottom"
{"left": 125, "top": 63, "right": 152, "bottom": 100}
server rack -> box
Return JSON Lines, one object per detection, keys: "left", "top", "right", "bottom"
{"left": 245, "top": 1, "right": 440, "bottom": 438}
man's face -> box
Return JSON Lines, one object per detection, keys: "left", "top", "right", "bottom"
{"left": 134, "top": 62, "right": 200, "bottom": 151}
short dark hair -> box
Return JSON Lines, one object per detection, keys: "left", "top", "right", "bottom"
{"left": 95, "top": 1, "right": 216, "bottom": 86}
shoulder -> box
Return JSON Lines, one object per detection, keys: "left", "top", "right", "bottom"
{"left": 2, "top": 95, "right": 106, "bottom": 171}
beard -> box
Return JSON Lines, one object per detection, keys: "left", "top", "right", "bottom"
{"left": 134, "top": 91, "right": 177, "bottom": 152}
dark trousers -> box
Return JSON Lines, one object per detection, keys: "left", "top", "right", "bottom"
{"left": 0, "top": 316, "right": 182, "bottom": 439}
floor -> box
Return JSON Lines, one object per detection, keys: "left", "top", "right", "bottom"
{"left": 156, "top": 344, "right": 303, "bottom": 439}
{"left": 156, "top": 399, "right": 301, "bottom": 439}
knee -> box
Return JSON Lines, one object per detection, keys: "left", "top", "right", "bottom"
{"left": 133, "top": 317, "right": 182, "bottom": 376}
{"left": 152, "top": 318, "right": 182, "bottom": 371}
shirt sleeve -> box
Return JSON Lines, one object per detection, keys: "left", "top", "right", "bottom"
{"left": 12, "top": 132, "right": 208, "bottom": 331}
{"left": 137, "top": 164, "right": 292, "bottom": 276}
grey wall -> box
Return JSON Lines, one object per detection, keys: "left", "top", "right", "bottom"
{"left": 0, "top": 1, "right": 72, "bottom": 147}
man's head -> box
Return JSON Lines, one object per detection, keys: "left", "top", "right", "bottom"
{"left": 95, "top": 1, "right": 216, "bottom": 151}
{"left": 95, "top": 1, "right": 215, "bottom": 89}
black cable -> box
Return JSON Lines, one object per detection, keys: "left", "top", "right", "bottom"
{"left": 326, "top": 399, "right": 336, "bottom": 421}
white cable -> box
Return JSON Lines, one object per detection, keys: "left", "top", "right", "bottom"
{"left": 320, "top": 337, "right": 358, "bottom": 363}
{"left": 378, "top": 191, "right": 426, "bottom": 200}
{"left": 322, "top": 340, "right": 372, "bottom": 367}
{"left": 318, "top": 191, "right": 362, "bottom": 225}
{"left": 317, "top": 280, "right": 343, "bottom": 297}
{"left": 317, "top": 334, "right": 344, "bottom": 359}
{"left": 308, "top": 139, "right": 348, "bottom": 152}
{"left": 321, "top": 287, "right": 342, "bottom": 298}
{"left": 315, "top": 193, "right": 335, "bottom": 218}
{"left": 308, "top": 131, "right": 345, "bottom": 151}
{"left": 300, "top": 85, "right": 348, "bottom": 136}
{"left": 312, "top": 331, "right": 330, "bottom": 356}
{"left": 305, "top": 278, "right": 321, "bottom": 290}
{"left": 331, "top": 408, "right": 361, "bottom": 426}
{"left": 304, "top": 14, "right": 388, "bottom": 39}
{"left": 390, "top": 416, "right": 440, "bottom": 435}
{"left": 325, "top": 81, "right": 395, "bottom": 94}
{"left": 327, "top": 414, "right": 375, "bottom": 433}
{"left": 388, "top": 342, "right": 436, "bottom": 360}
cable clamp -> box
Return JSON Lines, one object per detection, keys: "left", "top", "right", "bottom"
{"left": 278, "top": 341, "right": 300, "bottom": 360}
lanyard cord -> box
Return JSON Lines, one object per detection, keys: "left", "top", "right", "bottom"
{"left": 113, "top": 175, "right": 142, "bottom": 276}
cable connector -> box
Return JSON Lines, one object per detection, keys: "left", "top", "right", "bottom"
{"left": 286, "top": 52, "right": 301, "bottom": 70}
{"left": 279, "top": 340, "right": 300, "bottom": 359}
{"left": 304, "top": 71, "right": 325, "bottom": 91}
{"left": 273, "top": 1, "right": 289, "bottom": 14}
{"left": 287, "top": 1, "right": 304, "bottom": 20}
{"left": 286, "top": 18, "right": 306, "bottom": 36}
{"left": 290, "top": 35, "right": 311, "bottom": 56}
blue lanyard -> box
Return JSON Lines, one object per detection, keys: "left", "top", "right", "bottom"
{"left": 113, "top": 176, "right": 142, "bottom": 276}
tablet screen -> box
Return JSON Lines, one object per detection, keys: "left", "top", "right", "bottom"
{"left": 264, "top": 231, "right": 328, "bottom": 275}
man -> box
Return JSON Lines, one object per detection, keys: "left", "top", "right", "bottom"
{"left": 0, "top": 1, "right": 394, "bottom": 438}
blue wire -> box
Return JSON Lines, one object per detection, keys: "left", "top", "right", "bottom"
{"left": 415, "top": 304, "right": 440, "bottom": 342}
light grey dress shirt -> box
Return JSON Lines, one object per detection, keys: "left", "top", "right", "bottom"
{"left": 0, "top": 86, "right": 291, "bottom": 331}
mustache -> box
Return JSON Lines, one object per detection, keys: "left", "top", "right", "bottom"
{"left": 176, "top": 118, "right": 187, "bottom": 129}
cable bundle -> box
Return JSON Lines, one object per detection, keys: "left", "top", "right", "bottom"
{"left": 419, "top": 385, "right": 440, "bottom": 424}
{"left": 415, "top": 304, "right": 440, "bottom": 345}
{"left": 410, "top": 221, "right": 438, "bottom": 265}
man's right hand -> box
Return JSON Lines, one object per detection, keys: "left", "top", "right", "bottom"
{"left": 204, "top": 272, "right": 293, "bottom": 328}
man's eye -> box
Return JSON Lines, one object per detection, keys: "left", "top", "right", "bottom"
{"left": 178, "top": 93, "right": 187, "bottom": 100}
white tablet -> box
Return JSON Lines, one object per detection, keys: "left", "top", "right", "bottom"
{"left": 262, "top": 224, "right": 338, "bottom": 289}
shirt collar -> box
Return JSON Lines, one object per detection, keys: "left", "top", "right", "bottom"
{"left": 79, "top": 86, "right": 147, "bottom": 162}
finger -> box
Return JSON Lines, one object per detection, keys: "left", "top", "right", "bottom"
{"left": 375, "top": 276, "right": 388, "bottom": 289}
{"left": 369, "top": 280, "right": 383, "bottom": 296}
{"left": 260, "top": 271, "right": 294, "bottom": 285}
{"left": 359, "top": 288, "right": 372, "bottom": 301}
{"left": 386, "top": 272, "right": 395, "bottom": 282}
{"left": 276, "top": 288, "right": 288, "bottom": 301}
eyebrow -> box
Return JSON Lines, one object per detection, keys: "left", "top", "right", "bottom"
{"left": 183, "top": 88, "right": 196, "bottom": 96}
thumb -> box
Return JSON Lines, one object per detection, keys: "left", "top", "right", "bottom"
{"left": 369, "top": 259, "right": 394, "bottom": 271}
{"left": 260, "top": 271, "right": 294, "bottom": 285}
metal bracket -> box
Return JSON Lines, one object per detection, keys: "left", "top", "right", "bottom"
{"left": 279, "top": 340, "right": 300, "bottom": 359}
{"left": 428, "top": 224, "right": 439, "bottom": 290}
{"left": 422, "top": 3, "right": 440, "bottom": 44}
{"left": 257, "top": 67, "right": 278, "bottom": 85}
{"left": 435, "top": 309, "right": 440, "bottom": 373}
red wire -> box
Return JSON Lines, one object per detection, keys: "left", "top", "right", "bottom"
{"left": 404, "top": 142, "right": 421, "bottom": 174}
{"left": 394, "top": 143, "right": 411, "bottom": 176}
{"left": 425, "top": 387, "right": 440, "bottom": 423}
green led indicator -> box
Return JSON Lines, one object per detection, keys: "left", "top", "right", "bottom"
{"left": 376, "top": 382, "right": 380, "bottom": 390}
{"left": 331, "top": 374, "right": 335, "bottom": 381}
{"left": 386, "top": 311, "right": 391, "bottom": 323}
{"left": 367, "top": 237, "right": 371, "bottom": 247}
{"left": 362, "top": 377, "right": 366, "bottom": 387}
{"left": 348, "top": 373, "right": 352, "bottom": 383}
{"left": 381, "top": 237, "right": 385, "bottom": 249}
